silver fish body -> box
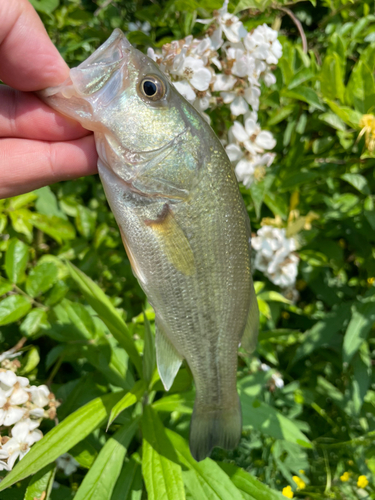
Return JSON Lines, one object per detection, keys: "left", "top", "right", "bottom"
{"left": 40, "top": 29, "right": 259, "bottom": 461}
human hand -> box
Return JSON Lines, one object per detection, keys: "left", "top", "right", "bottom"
{"left": 0, "top": 0, "right": 98, "bottom": 200}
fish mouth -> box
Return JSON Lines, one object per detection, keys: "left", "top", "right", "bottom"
{"left": 39, "top": 29, "right": 131, "bottom": 101}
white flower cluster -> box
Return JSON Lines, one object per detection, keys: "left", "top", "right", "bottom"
{"left": 260, "top": 362, "right": 284, "bottom": 389}
{"left": 0, "top": 361, "right": 58, "bottom": 472}
{"left": 56, "top": 453, "right": 79, "bottom": 476}
{"left": 147, "top": 0, "right": 281, "bottom": 187}
{"left": 252, "top": 225, "right": 299, "bottom": 289}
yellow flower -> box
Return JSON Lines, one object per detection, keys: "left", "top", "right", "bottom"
{"left": 368, "top": 277, "right": 375, "bottom": 285}
{"left": 282, "top": 485, "right": 294, "bottom": 498}
{"left": 293, "top": 476, "right": 306, "bottom": 490}
{"left": 299, "top": 470, "right": 305, "bottom": 474}
{"left": 340, "top": 471, "right": 350, "bottom": 482}
{"left": 359, "top": 114, "right": 375, "bottom": 152}
{"left": 357, "top": 475, "right": 369, "bottom": 488}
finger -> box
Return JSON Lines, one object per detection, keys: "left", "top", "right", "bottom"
{"left": 0, "top": 86, "right": 89, "bottom": 140}
{"left": 0, "top": 0, "right": 69, "bottom": 91}
{"left": 0, "top": 135, "right": 98, "bottom": 199}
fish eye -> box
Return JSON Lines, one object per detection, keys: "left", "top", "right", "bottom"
{"left": 139, "top": 75, "right": 166, "bottom": 101}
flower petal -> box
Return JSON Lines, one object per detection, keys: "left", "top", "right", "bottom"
{"left": 225, "top": 144, "right": 243, "bottom": 162}
{"left": 190, "top": 67, "right": 212, "bottom": 91}
{"left": 230, "top": 96, "right": 249, "bottom": 116}
{"left": 173, "top": 80, "right": 196, "bottom": 101}
{"left": 231, "top": 121, "right": 248, "bottom": 142}
{"left": 213, "top": 74, "right": 236, "bottom": 91}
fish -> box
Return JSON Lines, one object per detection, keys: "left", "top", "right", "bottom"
{"left": 39, "top": 29, "right": 259, "bottom": 461}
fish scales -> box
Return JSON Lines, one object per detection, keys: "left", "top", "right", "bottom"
{"left": 39, "top": 29, "right": 259, "bottom": 461}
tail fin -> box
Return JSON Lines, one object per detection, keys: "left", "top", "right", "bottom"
{"left": 189, "top": 396, "right": 242, "bottom": 462}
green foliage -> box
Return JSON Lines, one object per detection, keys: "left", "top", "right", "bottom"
{"left": 1, "top": 0, "right": 375, "bottom": 499}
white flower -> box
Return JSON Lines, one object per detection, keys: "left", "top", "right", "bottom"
{"left": 252, "top": 226, "right": 299, "bottom": 288}
{"left": 173, "top": 80, "right": 196, "bottom": 102}
{"left": 172, "top": 55, "right": 212, "bottom": 91}
{"left": 272, "top": 373, "right": 284, "bottom": 388}
{"left": 28, "top": 385, "right": 50, "bottom": 408}
{"left": 260, "top": 363, "right": 271, "bottom": 371}
{"left": 244, "top": 24, "right": 282, "bottom": 65}
{"left": 221, "top": 86, "right": 261, "bottom": 116}
{"left": 234, "top": 153, "right": 275, "bottom": 187}
{"left": 128, "top": 21, "right": 151, "bottom": 34}
{"left": 216, "top": 0, "right": 247, "bottom": 43}
{"left": 213, "top": 74, "right": 237, "bottom": 91}
{"left": 0, "top": 350, "right": 22, "bottom": 364}
{"left": 230, "top": 118, "right": 276, "bottom": 154}
{"left": 56, "top": 453, "right": 79, "bottom": 476}
{"left": 1, "top": 419, "right": 42, "bottom": 469}
{"left": 0, "top": 371, "right": 18, "bottom": 395}
{"left": 0, "top": 372, "right": 30, "bottom": 426}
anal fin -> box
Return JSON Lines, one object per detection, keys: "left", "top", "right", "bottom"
{"left": 240, "top": 280, "right": 259, "bottom": 353}
{"left": 155, "top": 321, "right": 183, "bottom": 391}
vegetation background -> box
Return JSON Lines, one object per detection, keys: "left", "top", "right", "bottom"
{"left": 0, "top": 0, "right": 375, "bottom": 498}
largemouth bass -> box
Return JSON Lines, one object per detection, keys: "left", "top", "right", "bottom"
{"left": 40, "top": 29, "right": 259, "bottom": 461}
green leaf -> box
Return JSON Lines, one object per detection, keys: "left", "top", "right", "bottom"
{"left": 20, "top": 308, "right": 49, "bottom": 337}
{"left": 284, "top": 86, "right": 324, "bottom": 110}
{"left": 346, "top": 345, "right": 371, "bottom": 416}
{"left": 9, "top": 209, "right": 33, "bottom": 241}
{"left": 9, "top": 193, "right": 38, "bottom": 210}
{"left": 26, "top": 261, "right": 59, "bottom": 297}
{"left": 320, "top": 53, "right": 345, "bottom": 102}
{"left": 0, "top": 295, "right": 31, "bottom": 325}
{"left": 142, "top": 406, "right": 185, "bottom": 500}
{"left": 234, "top": 0, "right": 272, "bottom": 13}
{"left": 35, "top": 186, "right": 67, "bottom": 219}
{"left": 341, "top": 173, "right": 370, "bottom": 195}
{"left": 343, "top": 301, "right": 375, "bottom": 364}
{"left": 218, "top": 463, "right": 284, "bottom": 500}
{"left": 257, "top": 291, "right": 290, "bottom": 304}
{"left": 107, "top": 380, "right": 147, "bottom": 429}
{"left": 166, "top": 428, "right": 245, "bottom": 499}
{"left": 65, "top": 261, "right": 142, "bottom": 375}
{"left": 29, "top": 0, "right": 59, "bottom": 13}
{"left": 69, "top": 438, "right": 98, "bottom": 469}
{"left": 325, "top": 99, "right": 362, "bottom": 128}
{"left": 152, "top": 391, "right": 195, "bottom": 414}
{"left": 5, "top": 238, "right": 29, "bottom": 284}
{"left": 30, "top": 213, "right": 75, "bottom": 243}
{"left": 240, "top": 391, "right": 312, "bottom": 448}
{"left": 24, "top": 463, "right": 56, "bottom": 500}
{"left": 0, "top": 391, "right": 126, "bottom": 491}
{"left": 76, "top": 205, "right": 97, "bottom": 239}
{"left": 288, "top": 67, "right": 315, "bottom": 90}
{"left": 0, "top": 278, "right": 13, "bottom": 296}
{"left": 346, "top": 60, "right": 375, "bottom": 113}
{"left": 111, "top": 457, "right": 143, "bottom": 500}
{"left": 74, "top": 419, "right": 139, "bottom": 500}
{"left": 20, "top": 346, "right": 40, "bottom": 375}
{"left": 143, "top": 314, "right": 156, "bottom": 385}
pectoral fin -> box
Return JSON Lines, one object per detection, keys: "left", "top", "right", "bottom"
{"left": 240, "top": 281, "right": 259, "bottom": 353}
{"left": 155, "top": 321, "right": 183, "bottom": 391}
{"left": 145, "top": 204, "right": 195, "bottom": 276}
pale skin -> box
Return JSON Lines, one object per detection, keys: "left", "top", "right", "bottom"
{"left": 0, "top": 0, "right": 98, "bottom": 200}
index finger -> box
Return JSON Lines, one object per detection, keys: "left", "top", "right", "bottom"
{"left": 0, "top": 0, "right": 69, "bottom": 91}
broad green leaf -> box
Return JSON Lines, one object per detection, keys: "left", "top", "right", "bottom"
{"left": 325, "top": 99, "right": 362, "bottom": 128}
{"left": 20, "top": 346, "right": 40, "bottom": 375}
{"left": 76, "top": 205, "right": 97, "bottom": 239}
{"left": 341, "top": 173, "right": 370, "bottom": 195}
{"left": 319, "top": 111, "right": 346, "bottom": 131}
{"left": 112, "top": 458, "right": 143, "bottom": 500}
{"left": 107, "top": 380, "right": 147, "bottom": 429}
{"left": 74, "top": 419, "right": 139, "bottom": 500}
{"left": 142, "top": 406, "right": 185, "bottom": 500}
{"left": 346, "top": 60, "right": 375, "bottom": 113}
{"left": 143, "top": 314, "right": 156, "bottom": 385}
{"left": 9, "top": 209, "right": 33, "bottom": 241}
{"left": 0, "top": 278, "right": 13, "bottom": 296}
{"left": 5, "top": 238, "right": 29, "bottom": 284}
{"left": 284, "top": 86, "right": 324, "bottom": 110}
{"left": 0, "top": 391, "right": 125, "bottom": 491}
{"left": 240, "top": 392, "right": 312, "bottom": 448}
{"left": 346, "top": 345, "right": 371, "bottom": 416}
{"left": 288, "top": 67, "right": 315, "bottom": 90}
{"left": 320, "top": 53, "right": 345, "bottom": 102}
{"left": 152, "top": 391, "right": 195, "bottom": 414}
{"left": 35, "top": 186, "right": 67, "bottom": 219}
{"left": 9, "top": 192, "right": 38, "bottom": 210}
{"left": 69, "top": 438, "right": 98, "bottom": 469}
{"left": 24, "top": 463, "right": 56, "bottom": 500}
{"left": 65, "top": 261, "right": 142, "bottom": 374}
{"left": 343, "top": 301, "right": 375, "bottom": 363}
{"left": 26, "top": 261, "right": 59, "bottom": 297}
{"left": 257, "top": 291, "right": 290, "bottom": 304}
{"left": 0, "top": 295, "right": 31, "bottom": 325}
{"left": 20, "top": 308, "right": 49, "bottom": 337}
{"left": 234, "top": 0, "right": 271, "bottom": 13}
{"left": 30, "top": 213, "right": 75, "bottom": 243}
{"left": 29, "top": 0, "right": 59, "bottom": 13}
{"left": 218, "top": 463, "right": 284, "bottom": 500}
{"left": 165, "top": 428, "right": 245, "bottom": 500}
{"left": 316, "top": 376, "right": 345, "bottom": 410}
